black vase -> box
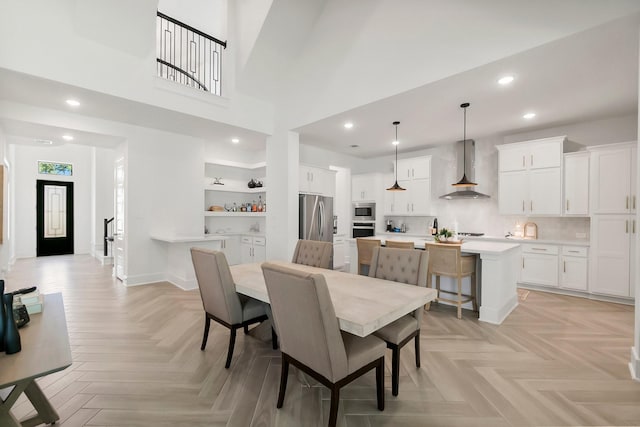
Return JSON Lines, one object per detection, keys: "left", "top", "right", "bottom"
{"left": 0, "top": 280, "right": 5, "bottom": 352}
{"left": 3, "top": 293, "right": 21, "bottom": 354}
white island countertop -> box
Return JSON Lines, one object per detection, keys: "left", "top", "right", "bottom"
{"left": 356, "top": 235, "right": 520, "bottom": 254}
{"left": 376, "top": 231, "right": 589, "bottom": 247}
{"left": 150, "top": 234, "right": 229, "bottom": 243}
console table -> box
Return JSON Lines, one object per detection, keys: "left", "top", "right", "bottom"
{"left": 0, "top": 293, "right": 72, "bottom": 426}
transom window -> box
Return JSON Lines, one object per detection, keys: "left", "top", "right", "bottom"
{"left": 38, "top": 161, "right": 73, "bottom": 176}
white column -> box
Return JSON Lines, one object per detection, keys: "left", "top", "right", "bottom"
{"left": 266, "top": 129, "right": 299, "bottom": 261}
{"left": 632, "top": 27, "right": 640, "bottom": 381}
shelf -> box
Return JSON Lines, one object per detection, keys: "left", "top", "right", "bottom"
{"left": 204, "top": 185, "right": 266, "bottom": 193}
{"left": 205, "top": 212, "right": 267, "bottom": 217}
{"left": 205, "top": 159, "right": 266, "bottom": 170}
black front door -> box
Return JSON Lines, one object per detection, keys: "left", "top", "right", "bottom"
{"left": 36, "top": 180, "right": 74, "bottom": 256}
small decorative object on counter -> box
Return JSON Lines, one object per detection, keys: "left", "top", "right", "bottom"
{"left": 213, "top": 177, "right": 224, "bottom": 185}
{"left": 248, "top": 179, "right": 256, "bottom": 188}
{"left": 523, "top": 222, "right": 538, "bottom": 239}
{"left": 255, "top": 180, "right": 263, "bottom": 188}
{"left": 431, "top": 218, "right": 438, "bottom": 236}
{"left": 3, "top": 293, "right": 21, "bottom": 354}
{"left": 434, "top": 228, "right": 462, "bottom": 244}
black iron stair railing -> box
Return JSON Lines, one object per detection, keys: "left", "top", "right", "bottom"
{"left": 156, "top": 11, "right": 227, "bottom": 96}
{"left": 104, "top": 217, "right": 114, "bottom": 257}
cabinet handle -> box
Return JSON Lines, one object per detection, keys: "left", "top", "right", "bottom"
{"left": 522, "top": 200, "right": 525, "bottom": 212}
{"left": 563, "top": 261, "right": 566, "bottom": 273}
{"left": 634, "top": 196, "right": 637, "bottom": 210}
{"left": 522, "top": 156, "right": 525, "bottom": 167}
{"left": 626, "top": 220, "right": 629, "bottom": 234}
{"left": 530, "top": 200, "right": 533, "bottom": 212}
{"left": 406, "top": 203, "right": 410, "bottom": 212}
{"left": 626, "top": 196, "right": 629, "bottom": 210}
{"left": 522, "top": 258, "right": 524, "bottom": 268}
{"left": 568, "top": 250, "right": 579, "bottom": 253}
{"left": 412, "top": 203, "right": 414, "bottom": 212}
{"left": 634, "top": 220, "right": 636, "bottom": 234}
{"left": 531, "top": 248, "right": 547, "bottom": 251}
{"left": 530, "top": 154, "right": 533, "bottom": 167}
{"left": 566, "top": 199, "right": 569, "bottom": 212}
{"left": 412, "top": 168, "right": 415, "bottom": 178}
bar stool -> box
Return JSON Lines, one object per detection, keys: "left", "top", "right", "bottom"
{"left": 425, "top": 242, "right": 478, "bottom": 319}
{"left": 356, "top": 238, "right": 381, "bottom": 275}
{"left": 385, "top": 240, "right": 415, "bottom": 249}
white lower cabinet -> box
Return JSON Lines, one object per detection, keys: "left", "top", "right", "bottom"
{"left": 241, "top": 236, "right": 266, "bottom": 264}
{"left": 520, "top": 244, "right": 559, "bottom": 287}
{"left": 560, "top": 246, "right": 588, "bottom": 291}
{"left": 590, "top": 215, "right": 634, "bottom": 297}
{"left": 220, "top": 236, "right": 240, "bottom": 265}
{"left": 333, "top": 235, "right": 345, "bottom": 270}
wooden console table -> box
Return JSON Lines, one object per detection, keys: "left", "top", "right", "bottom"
{"left": 0, "top": 293, "right": 72, "bottom": 426}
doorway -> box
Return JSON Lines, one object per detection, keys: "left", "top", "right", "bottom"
{"left": 36, "top": 180, "right": 74, "bottom": 256}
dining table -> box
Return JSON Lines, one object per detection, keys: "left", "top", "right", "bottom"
{"left": 230, "top": 261, "right": 438, "bottom": 337}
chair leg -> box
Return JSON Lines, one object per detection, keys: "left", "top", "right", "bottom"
{"left": 328, "top": 386, "right": 340, "bottom": 427}
{"left": 244, "top": 324, "right": 250, "bottom": 334}
{"left": 271, "top": 327, "right": 278, "bottom": 350}
{"left": 414, "top": 332, "right": 421, "bottom": 368}
{"left": 224, "top": 328, "right": 237, "bottom": 369}
{"left": 471, "top": 272, "right": 478, "bottom": 312}
{"left": 200, "top": 315, "right": 211, "bottom": 351}
{"left": 276, "top": 354, "right": 290, "bottom": 408}
{"left": 435, "top": 275, "right": 441, "bottom": 303}
{"left": 376, "top": 357, "right": 384, "bottom": 410}
{"left": 391, "top": 345, "right": 400, "bottom": 396}
{"left": 457, "top": 277, "right": 463, "bottom": 319}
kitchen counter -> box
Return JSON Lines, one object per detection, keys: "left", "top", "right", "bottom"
{"left": 349, "top": 235, "right": 521, "bottom": 325}
{"left": 376, "top": 231, "right": 589, "bottom": 247}
{"left": 151, "top": 232, "right": 265, "bottom": 243}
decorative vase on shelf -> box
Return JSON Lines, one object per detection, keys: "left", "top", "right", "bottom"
{"left": 3, "top": 293, "right": 21, "bottom": 354}
{"left": 248, "top": 179, "right": 256, "bottom": 188}
{"left": 0, "top": 280, "right": 5, "bottom": 352}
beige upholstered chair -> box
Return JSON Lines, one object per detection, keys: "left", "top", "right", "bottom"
{"left": 425, "top": 242, "right": 478, "bottom": 319}
{"left": 385, "top": 240, "right": 415, "bottom": 249}
{"left": 261, "top": 262, "right": 385, "bottom": 427}
{"left": 291, "top": 239, "right": 333, "bottom": 269}
{"left": 356, "top": 238, "right": 381, "bottom": 275}
{"left": 190, "top": 248, "right": 271, "bottom": 369}
{"left": 368, "top": 247, "right": 429, "bottom": 396}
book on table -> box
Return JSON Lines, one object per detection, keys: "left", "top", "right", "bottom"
{"left": 20, "top": 290, "right": 40, "bottom": 305}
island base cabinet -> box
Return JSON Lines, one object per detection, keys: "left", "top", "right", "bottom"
{"left": 241, "top": 236, "right": 266, "bottom": 264}
{"left": 590, "top": 215, "right": 633, "bottom": 297}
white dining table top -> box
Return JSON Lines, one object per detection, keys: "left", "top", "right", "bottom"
{"left": 230, "top": 261, "right": 437, "bottom": 337}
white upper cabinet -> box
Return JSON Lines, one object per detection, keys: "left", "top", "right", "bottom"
{"left": 352, "top": 173, "right": 380, "bottom": 202}
{"left": 497, "top": 136, "right": 567, "bottom": 216}
{"left": 385, "top": 155, "right": 432, "bottom": 216}
{"left": 589, "top": 143, "right": 636, "bottom": 214}
{"left": 396, "top": 156, "right": 430, "bottom": 180}
{"left": 563, "top": 152, "right": 589, "bottom": 216}
{"left": 300, "top": 164, "right": 336, "bottom": 197}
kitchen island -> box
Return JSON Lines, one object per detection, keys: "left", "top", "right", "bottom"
{"left": 348, "top": 236, "right": 521, "bottom": 325}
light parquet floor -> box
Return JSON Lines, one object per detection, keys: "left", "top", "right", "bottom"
{"left": 4, "top": 255, "right": 639, "bottom": 426}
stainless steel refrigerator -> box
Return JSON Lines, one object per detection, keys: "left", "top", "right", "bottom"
{"left": 299, "top": 194, "right": 334, "bottom": 244}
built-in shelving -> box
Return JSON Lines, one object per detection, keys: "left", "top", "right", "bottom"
{"left": 204, "top": 185, "right": 266, "bottom": 193}
{"left": 205, "top": 211, "right": 267, "bottom": 217}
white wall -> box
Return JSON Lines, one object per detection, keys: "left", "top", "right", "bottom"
{"left": 11, "top": 143, "right": 93, "bottom": 258}
{"left": 0, "top": 126, "right": 11, "bottom": 275}
{"left": 91, "top": 147, "right": 115, "bottom": 257}
{"left": 158, "top": 0, "right": 227, "bottom": 41}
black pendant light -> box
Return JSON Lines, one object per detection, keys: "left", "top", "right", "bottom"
{"left": 452, "top": 102, "right": 477, "bottom": 187}
{"left": 387, "top": 121, "right": 406, "bottom": 191}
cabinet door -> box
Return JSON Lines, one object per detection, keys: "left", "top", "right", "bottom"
{"left": 521, "top": 253, "right": 558, "bottom": 287}
{"left": 529, "top": 140, "right": 562, "bottom": 169}
{"left": 318, "top": 169, "right": 336, "bottom": 198}
{"left": 253, "top": 239, "right": 266, "bottom": 263}
{"left": 631, "top": 146, "right": 637, "bottom": 214}
{"left": 395, "top": 181, "right": 411, "bottom": 214}
{"left": 383, "top": 175, "right": 398, "bottom": 214}
{"left": 352, "top": 174, "right": 374, "bottom": 201}
{"left": 529, "top": 168, "right": 561, "bottom": 215}
{"left": 396, "top": 159, "right": 413, "bottom": 180}
{"left": 564, "top": 154, "right": 589, "bottom": 215}
{"left": 591, "top": 215, "right": 630, "bottom": 296}
{"left": 410, "top": 157, "right": 431, "bottom": 180}
{"left": 591, "top": 149, "right": 631, "bottom": 214}
{"left": 333, "top": 239, "right": 344, "bottom": 270}
{"left": 498, "top": 171, "right": 527, "bottom": 215}
{"left": 499, "top": 146, "right": 529, "bottom": 172}
{"left": 222, "top": 236, "right": 240, "bottom": 265}
{"left": 409, "top": 179, "right": 431, "bottom": 215}
{"left": 240, "top": 241, "right": 253, "bottom": 264}
{"left": 299, "top": 165, "right": 312, "bottom": 193}
{"left": 560, "top": 256, "right": 588, "bottom": 291}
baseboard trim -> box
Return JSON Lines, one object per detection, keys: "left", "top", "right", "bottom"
{"left": 518, "top": 284, "right": 635, "bottom": 306}
{"left": 123, "top": 273, "right": 167, "bottom": 287}
{"left": 166, "top": 273, "right": 197, "bottom": 291}
{"left": 631, "top": 346, "right": 640, "bottom": 382}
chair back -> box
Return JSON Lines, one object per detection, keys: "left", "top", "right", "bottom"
{"left": 356, "top": 238, "right": 381, "bottom": 273}
{"left": 385, "top": 240, "right": 415, "bottom": 249}
{"left": 425, "top": 242, "right": 463, "bottom": 278}
{"left": 262, "top": 262, "right": 348, "bottom": 382}
{"left": 190, "top": 248, "right": 243, "bottom": 325}
{"left": 291, "top": 239, "right": 333, "bottom": 269}
{"left": 368, "top": 247, "right": 428, "bottom": 322}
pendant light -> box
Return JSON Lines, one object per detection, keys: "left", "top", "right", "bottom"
{"left": 386, "top": 121, "right": 406, "bottom": 191}
{"left": 452, "top": 102, "right": 477, "bottom": 187}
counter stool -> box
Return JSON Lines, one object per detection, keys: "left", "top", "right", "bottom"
{"left": 425, "top": 242, "right": 478, "bottom": 319}
{"left": 385, "top": 240, "right": 415, "bottom": 249}
{"left": 356, "top": 238, "right": 381, "bottom": 275}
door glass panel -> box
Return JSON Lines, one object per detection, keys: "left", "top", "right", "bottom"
{"left": 44, "top": 185, "right": 67, "bottom": 238}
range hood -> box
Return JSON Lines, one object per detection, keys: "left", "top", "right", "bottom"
{"left": 439, "top": 139, "right": 490, "bottom": 200}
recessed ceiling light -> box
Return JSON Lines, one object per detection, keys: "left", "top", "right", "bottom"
{"left": 497, "top": 75, "right": 514, "bottom": 85}
{"left": 36, "top": 139, "right": 53, "bottom": 145}
{"left": 65, "top": 99, "right": 80, "bottom": 107}
{"left": 344, "top": 122, "right": 354, "bottom": 129}
{"left": 392, "top": 140, "right": 399, "bottom": 146}
{"left": 523, "top": 112, "right": 536, "bottom": 119}
{"left": 231, "top": 138, "right": 240, "bottom": 143}
{"left": 350, "top": 144, "right": 359, "bottom": 148}
{"left": 62, "top": 134, "right": 74, "bottom": 141}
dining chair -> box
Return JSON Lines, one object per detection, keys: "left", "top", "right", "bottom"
{"left": 385, "top": 240, "right": 415, "bottom": 249}
{"left": 190, "top": 247, "right": 272, "bottom": 369}
{"left": 425, "top": 242, "right": 478, "bottom": 319}
{"left": 261, "top": 262, "right": 385, "bottom": 427}
{"left": 356, "top": 238, "right": 381, "bottom": 275}
{"left": 368, "top": 246, "right": 429, "bottom": 396}
{"left": 291, "top": 239, "right": 333, "bottom": 269}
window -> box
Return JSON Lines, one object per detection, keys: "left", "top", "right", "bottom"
{"left": 38, "top": 161, "right": 73, "bottom": 176}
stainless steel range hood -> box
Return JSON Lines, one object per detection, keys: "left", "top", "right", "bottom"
{"left": 439, "top": 140, "right": 490, "bottom": 200}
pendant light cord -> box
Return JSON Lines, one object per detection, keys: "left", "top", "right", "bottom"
{"left": 394, "top": 123, "right": 399, "bottom": 181}
{"left": 463, "top": 105, "right": 466, "bottom": 169}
